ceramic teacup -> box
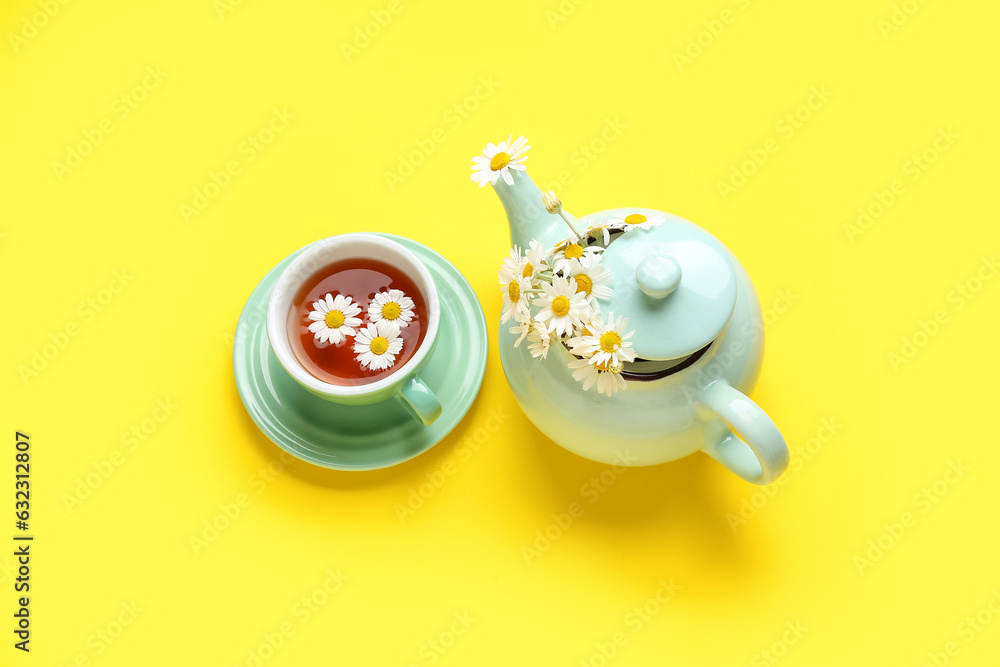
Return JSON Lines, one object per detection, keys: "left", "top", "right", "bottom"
{"left": 266, "top": 233, "right": 443, "bottom": 426}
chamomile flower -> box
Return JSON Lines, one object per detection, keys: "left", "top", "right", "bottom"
{"left": 368, "top": 289, "right": 415, "bottom": 328}
{"left": 534, "top": 275, "right": 590, "bottom": 337}
{"left": 527, "top": 326, "right": 552, "bottom": 359}
{"left": 564, "top": 324, "right": 592, "bottom": 353}
{"left": 470, "top": 135, "right": 530, "bottom": 188}
{"left": 353, "top": 320, "right": 404, "bottom": 371}
{"left": 307, "top": 293, "right": 362, "bottom": 344}
{"left": 565, "top": 256, "right": 614, "bottom": 312}
{"left": 541, "top": 190, "right": 562, "bottom": 215}
{"left": 499, "top": 245, "right": 527, "bottom": 280}
{"left": 550, "top": 239, "right": 603, "bottom": 274}
{"left": 568, "top": 358, "right": 627, "bottom": 396}
{"left": 522, "top": 240, "right": 549, "bottom": 283}
{"left": 498, "top": 260, "right": 532, "bottom": 324}
{"left": 508, "top": 318, "right": 533, "bottom": 347}
{"left": 582, "top": 220, "right": 623, "bottom": 245}
{"left": 605, "top": 211, "right": 666, "bottom": 232}
{"left": 569, "top": 312, "right": 636, "bottom": 368}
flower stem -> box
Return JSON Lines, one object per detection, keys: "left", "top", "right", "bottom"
{"left": 559, "top": 211, "right": 581, "bottom": 242}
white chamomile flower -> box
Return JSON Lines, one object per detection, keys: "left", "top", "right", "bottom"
{"left": 470, "top": 135, "right": 530, "bottom": 188}
{"left": 564, "top": 322, "right": 594, "bottom": 352}
{"left": 307, "top": 293, "right": 362, "bottom": 344}
{"left": 353, "top": 320, "right": 404, "bottom": 371}
{"left": 527, "top": 326, "right": 551, "bottom": 359}
{"left": 565, "top": 256, "right": 614, "bottom": 313}
{"left": 498, "top": 257, "right": 532, "bottom": 324}
{"left": 508, "top": 318, "right": 533, "bottom": 347}
{"left": 368, "top": 289, "right": 415, "bottom": 328}
{"left": 534, "top": 275, "right": 590, "bottom": 337}
{"left": 582, "top": 220, "right": 623, "bottom": 245}
{"left": 568, "top": 357, "right": 627, "bottom": 396}
{"left": 522, "top": 240, "right": 549, "bottom": 283}
{"left": 569, "top": 312, "right": 636, "bottom": 368}
{"left": 550, "top": 238, "right": 603, "bottom": 274}
{"left": 499, "top": 245, "right": 527, "bottom": 280}
{"left": 605, "top": 211, "right": 666, "bottom": 232}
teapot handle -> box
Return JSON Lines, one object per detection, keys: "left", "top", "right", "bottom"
{"left": 698, "top": 380, "right": 789, "bottom": 485}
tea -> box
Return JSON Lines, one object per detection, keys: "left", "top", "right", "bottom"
{"left": 286, "top": 258, "right": 427, "bottom": 386}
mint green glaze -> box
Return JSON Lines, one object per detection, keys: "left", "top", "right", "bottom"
{"left": 599, "top": 215, "right": 738, "bottom": 361}
{"left": 398, "top": 377, "right": 443, "bottom": 426}
{"left": 233, "top": 235, "right": 487, "bottom": 470}
{"left": 496, "top": 174, "right": 788, "bottom": 484}
{"left": 494, "top": 169, "right": 567, "bottom": 250}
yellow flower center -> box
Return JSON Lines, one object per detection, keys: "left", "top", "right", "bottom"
{"left": 324, "top": 310, "right": 345, "bottom": 328}
{"left": 599, "top": 331, "right": 622, "bottom": 353}
{"left": 551, "top": 295, "right": 571, "bottom": 317}
{"left": 507, "top": 280, "right": 521, "bottom": 303}
{"left": 522, "top": 262, "right": 533, "bottom": 278}
{"left": 370, "top": 336, "right": 389, "bottom": 355}
{"left": 490, "top": 152, "right": 511, "bottom": 171}
{"left": 564, "top": 244, "right": 584, "bottom": 260}
{"left": 574, "top": 274, "right": 593, "bottom": 296}
{"left": 595, "top": 360, "right": 612, "bottom": 372}
{"left": 624, "top": 213, "right": 646, "bottom": 226}
{"left": 381, "top": 302, "right": 401, "bottom": 320}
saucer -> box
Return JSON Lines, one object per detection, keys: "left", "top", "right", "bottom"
{"left": 233, "top": 234, "right": 488, "bottom": 470}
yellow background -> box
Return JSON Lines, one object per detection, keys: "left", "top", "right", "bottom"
{"left": 2, "top": 0, "right": 999, "bottom": 664}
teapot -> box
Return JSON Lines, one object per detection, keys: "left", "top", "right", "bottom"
{"left": 477, "top": 137, "right": 788, "bottom": 484}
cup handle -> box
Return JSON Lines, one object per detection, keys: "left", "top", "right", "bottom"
{"left": 396, "top": 376, "right": 443, "bottom": 426}
{"left": 698, "top": 380, "right": 788, "bottom": 485}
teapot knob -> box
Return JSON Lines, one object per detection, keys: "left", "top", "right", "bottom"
{"left": 636, "top": 255, "right": 682, "bottom": 298}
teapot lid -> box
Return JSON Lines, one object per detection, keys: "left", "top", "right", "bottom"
{"left": 594, "top": 210, "right": 737, "bottom": 361}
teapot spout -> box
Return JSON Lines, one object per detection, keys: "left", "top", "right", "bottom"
{"left": 493, "top": 169, "right": 571, "bottom": 250}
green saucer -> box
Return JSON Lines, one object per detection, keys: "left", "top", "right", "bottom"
{"left": 232, "top": 234, "right": 488, "bottom": 470}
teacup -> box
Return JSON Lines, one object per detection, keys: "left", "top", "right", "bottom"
{"left": 266, "top": 233, "right": 443, "bottom": 426}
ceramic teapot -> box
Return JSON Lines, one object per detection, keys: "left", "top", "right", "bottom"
{"left": 476, "top": 137, "right": 788, "bottom": 484}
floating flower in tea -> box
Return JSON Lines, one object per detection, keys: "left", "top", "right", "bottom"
{"left": 354, "top": 320, "right": 404, "bottom": 371}
{"left": 307, "top": 293, "right": 362, "bottom": 344}
{"left": 368, "top": 289, "right": 415, "bottom": 328}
